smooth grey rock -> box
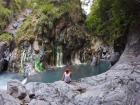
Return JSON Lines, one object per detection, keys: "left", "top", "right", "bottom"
{"left": 109, "top": 52, "right": 120, "bottom": 65}
{"left": 23, "top": 95, "right": 31, "bottom": 104}
{"left": 26, "top": 81, "right": 90, "bottom": 105}
{"left": 29, "top": 99, "right": 49, "bottom": 105}
{"left": 0, "top": 91, "right": 20, "bottom": 105}
{"left": 7, "top": 80, "right": 27, "bottom": 100}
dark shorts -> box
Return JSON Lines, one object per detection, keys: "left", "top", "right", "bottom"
{"left": 65, "top": 81, "right": 71, "bottom": 84}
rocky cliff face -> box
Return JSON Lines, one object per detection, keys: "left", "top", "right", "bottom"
{"left": 0, "top": 41, "right": 16, "bottom": 72}
{"left": 0, "top": 42, "right": 9, "bottom": 72}
{"left": 5, "top": 0, "right": 96, "bottom": 73}
{"left": 0, "top": 0, "right": 107, "bottom": 73}
{"left": 1, "top": 24, "right": 140, "bottom": 105}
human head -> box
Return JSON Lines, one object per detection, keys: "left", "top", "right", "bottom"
{"left": 65, "top": 68, "right": 70, "bottom": 74}
{"left": 35, "top": 50, "right": 40, "bottom": 54}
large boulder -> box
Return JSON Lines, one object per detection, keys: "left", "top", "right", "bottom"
{"left": 7, "top": 80, "right": 31, "bottom": 104}
{"left": 26, "top": 81, "right": 90, "bottom": 105}
{"left": 0, "top": 91, "right": 20, "bottom": 105}
{"left": 7, "top": 80, "right": 27, "bottom": 100}
{"left": 29, "top": 99, "right": 49, "bottom": 105}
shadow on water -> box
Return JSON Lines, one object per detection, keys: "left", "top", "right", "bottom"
{"left": 27, "top": 60, "right": 111, "bottom": 83}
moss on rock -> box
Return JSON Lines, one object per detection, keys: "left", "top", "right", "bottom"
{"left": 0, "top": 33, "right": 13, "bottom": 42}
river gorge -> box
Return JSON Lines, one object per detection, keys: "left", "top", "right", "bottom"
{"left": 0, "top": 0, "right": 140, "bottom": 105}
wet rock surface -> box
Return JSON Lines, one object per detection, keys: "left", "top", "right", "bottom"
{"left": 0, "top": 42, "right": 10, "bottom": 72}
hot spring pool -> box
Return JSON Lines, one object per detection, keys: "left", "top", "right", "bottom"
{"left": 27, "top": 60, "right": 111, "bottom": 83}
{"left": 0, "top": 60, "right": 111, "bottom": 90}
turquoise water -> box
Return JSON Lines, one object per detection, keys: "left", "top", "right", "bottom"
{"left": 27, "top": 60, "right": 111, "bottom": 83}
{"left": 0, "top": 60, "right": 110, "bottom": 90}
{"left": 0, "top": 72, "right": 23, "bottom": 90}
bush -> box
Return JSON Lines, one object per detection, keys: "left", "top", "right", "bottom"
{"left": 0, "top": 33, "right": 13, "bottom": 42}
{"left": 86, "top": 0, "right": 140, "bottom": 44}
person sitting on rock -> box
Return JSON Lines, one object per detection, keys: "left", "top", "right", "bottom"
{"left": 62, "top": 68, "right": 72, "bottom": 83}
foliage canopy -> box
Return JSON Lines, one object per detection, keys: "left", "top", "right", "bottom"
{"left": 86, "top": 0, "right": 140, "bottom": 44}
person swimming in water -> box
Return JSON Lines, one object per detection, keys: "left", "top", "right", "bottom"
{"left": 62, "top": 68, "right": 72, "bottom": 83}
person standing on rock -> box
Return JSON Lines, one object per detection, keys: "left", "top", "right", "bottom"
{"left": 62, "top": 68, "right": 72, "bottom": 83}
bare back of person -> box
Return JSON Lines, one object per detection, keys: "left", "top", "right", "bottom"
{"left": 62, "top": 69, "right": 72, "bottom": 83}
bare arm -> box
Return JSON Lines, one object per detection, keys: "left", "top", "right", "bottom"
{"left": 62, "top": 73, "right": 64, "bottom": 81}
{"left": 70, "top": 72, "right": 72, "bottom": 78}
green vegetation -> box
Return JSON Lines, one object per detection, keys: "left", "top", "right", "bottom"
{"left": 86, "top": 0, "right": 140, "bottom": 44}
{"left": 0, "top": 5, "right": 11, "bottom": 34}
{"left": 16, "top": 16, "right": 36, "bottom": 44}
{"left": 0, "top": 0, "right": 28, "bottom": 41}
{"left": 0, "top": 33, "right": 13, "bottom": 42}
{"left": 9, "top": 0, "right": 27, "bottom": 12}
{"left": 16, "top": 0, "right": 83, "bottom": 44}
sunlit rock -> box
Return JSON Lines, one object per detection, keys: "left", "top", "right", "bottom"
{"left": 80, "top": 0, "right": 93, "bottom": 15}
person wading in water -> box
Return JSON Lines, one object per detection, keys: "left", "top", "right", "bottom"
{"left": 62, "top": 68, "right": 72, "bottom": 83}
